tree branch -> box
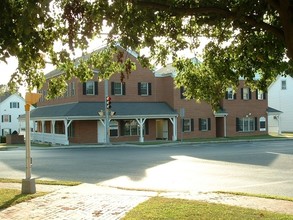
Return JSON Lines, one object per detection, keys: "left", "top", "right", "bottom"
{"left": 132, "top": 0, "right": 285, "bottom": 42}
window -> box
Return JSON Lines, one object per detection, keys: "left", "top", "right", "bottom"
{"left": 180, "top": 86, "right": 186, "bottom": 99}
{"left": 199, "top": 118, "right": 211, "bottom": 131}
{"left": 121, "top": 120, "right": 139, "bottom": 136}
{"left": 138, "top": 82, "right": 151, "bottom": 96}
{"left": 110, "top": 120, "right": 118, "bottom": 137}
{"left": 242, "top": 88, "right": 251, "bottom": 100}
{"left": 2, "top": 129, "right": 11, "bottom": 136}
{"left": 10, "top": 102, "right": 19, "bottom": 108}
{"left": 226, "top": 88, "right": 236, "bottom": 100}
{"left": 83, "top": 81, "right": 98, "bottom": 95}
{"left": 259, "top": 117, "right": 266, "bottom": 131}
{"left": 281, "top": 80, "right": 286, "bottom": 90}
{"left": 1, "top": 115, "right": 11, "bottom": 123}
{"left": 70, "top": 82, "right": 76, "bottom": 96}
{"left": 182, "top": 119, "right": 194, "bottom": 132}
{"left": 256, "top": 89, "right": 265, "bottom": 100}
{"left": 111, "top": 82, "right": 126, "bottom": 95}
{"left": 236, "top": 117, "right": 256, "bottom": 132}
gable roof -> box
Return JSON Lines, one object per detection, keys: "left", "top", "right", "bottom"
{"left": 0, "top": 92, "right": 12, "bottom": 103}
{"left": 28, "top": 102, "right": 177, "bottom": 120}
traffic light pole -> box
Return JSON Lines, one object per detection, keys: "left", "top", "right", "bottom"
{"left": 104, "top": 79, "right": 110, "bottom": 144}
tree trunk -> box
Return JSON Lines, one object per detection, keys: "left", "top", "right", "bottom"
{"left": 279, "top": 0, "right": 293, "bottom": 60}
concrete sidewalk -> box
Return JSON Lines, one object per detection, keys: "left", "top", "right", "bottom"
{"left": 1, "top": 183, "right": 293, "bottom": 220}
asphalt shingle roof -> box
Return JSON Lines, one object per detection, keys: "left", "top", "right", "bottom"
{"left": 30, "top": 102, "right": 177, "bottom": 119}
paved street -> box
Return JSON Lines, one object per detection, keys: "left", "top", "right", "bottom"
{"left": 0, "top": 140, "right": 293, "bottom": 197}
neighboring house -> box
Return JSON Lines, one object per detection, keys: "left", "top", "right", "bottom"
{"left": 155, "top": 64, "right": 269, "bottom": 140}
{"left": 0, "top": 93, "right": 32, "bottom": 137}
{"left": 28, "top": 48, "right": 269, "bottom": 145}
{"left": 268, "top": 75, "right": 293, "bottom": 133}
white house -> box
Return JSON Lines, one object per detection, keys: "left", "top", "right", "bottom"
{"left": 268, "top": 75, "right": 293, "bottom": 133}
{"left": 0, "top": 93, "right": 34, "bottom": 137}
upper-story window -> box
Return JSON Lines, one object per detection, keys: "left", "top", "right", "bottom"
{"left": 281, "top": 80, "right": 287, "bottom": 90}
{"left": 83, "top": 81, "right": 98, "bottom": 95}
{"left": 180, "top": 86, "right": 186, "bottom": 99}
{"left": 1, "top": 115, "right": 11, "bottom": 123}
{"left": 111, "top": 82, "right": 126, "bottom": 95}
{"left": 70, "top": 82, "right": 76, "bottom": 96}
{"left": 241, "top": 88, "right": 251, "bottom": 100}
{"left": 256, "top": 89, "right": 266, "bottom": 100}
{"left": 226, "top": 88, "right": 236, "bottom": 100}
{"left": 10, "top": 102, "right": 19, "bottom": 108}
{"left": 138, "top": 82, "right": 152, "bottom": 96}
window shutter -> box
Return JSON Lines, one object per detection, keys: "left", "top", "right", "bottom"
{"left": 138, "top": 83, "right": 141, "bottom": 95}
{"left": 17, "top": 102, "right": 19, "bottom": 108}
{"left": 120, "top": 121, "right": 125, "bottom": 136}
{"left": 191, "top": 119, "right": 194, "bottom": 131}
{"left": 148, "top": 83, "right": 152, "bottom": 95}
{"left": 1, "top": 115, "right": 3, "bottom": 122}
{"left": 234, "top": 93, "right": 237, "bottom": 100}
{"left": 122, "top": 83, "right": 126, "bottom": 95}
{"left": 236, "top": 117, "right": 240, "bottom": 132}
{"left": 94, "top": 82, "right": 98, "bottom": 95}
{"left": 255, "top": 117, "right": 258, "bottom": 131}
{"left": 83, "top": 83, "right": 86, "bottom": 95}
{"left": 9, "top": 115, "right": 11, "bottom": 122}
{"left": 249, "top": 89, "right": 252, "bottom": 99}
{"left": 111, "top": 82, "right": 114, "bottom": 95}
{"left": 225, "top": 91, "right": 228, "bottom": 99}
{"left": 198, "top": 118, "right": 202, "bottom": 131}
{"left": 256, "top": 89, "right": 258, "bottom": 100}
{"left": 241, "top": 88, "right": 243, "bottom": 99}
{"left": 10, "top": 102, "right": 12, "bottom": 108}
{"left": 182, "top": 119, "right": 185, "bottom": 132}
{"left": 263, "top": 93, "right": 266, "bottom": 99}
{"left": 208, "top": 118, "right": 211, "bottom": 130}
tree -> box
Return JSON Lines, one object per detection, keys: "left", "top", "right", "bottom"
{"left": 1, "top": 0, "right": 292, "bottom": 108}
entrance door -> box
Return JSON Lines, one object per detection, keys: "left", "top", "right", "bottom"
{"left": 156, "top": 120, "right": 168, "bottom": 140}
{"left": 98, "top": 121, "right": 105, "bottom": 143}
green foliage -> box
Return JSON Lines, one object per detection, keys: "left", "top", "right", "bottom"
{"left": 1, "top": 0, "right": 293, "bottom": 107}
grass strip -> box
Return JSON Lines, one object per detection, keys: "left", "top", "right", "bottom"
{"left": 0, "top": 178, "right": 81, "bottom": 186}
{"left": 122, "top": 197, "right": 293, "bottom": 220}
{"left": 215, "top": 191, "right": 293, "bottom": 202}
{"left": 0, "top": 189, "right": 47, "bottom": 210}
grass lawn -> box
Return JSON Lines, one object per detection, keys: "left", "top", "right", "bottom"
{"left": 0, "top": 188, "right": 47, "bottom": 210}
{"left": 123, "top": 197, "right": 293, "bottom": 220}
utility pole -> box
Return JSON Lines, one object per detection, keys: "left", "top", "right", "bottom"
{"left": 22, "top": 92, "right": 41, "bottom": 194}
{"left": 104, "top": 79, "right": 110, "bottom": 144}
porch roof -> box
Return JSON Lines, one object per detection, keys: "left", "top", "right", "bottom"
{"left": 29, "top": 102, "right": 178, "bottom": 120}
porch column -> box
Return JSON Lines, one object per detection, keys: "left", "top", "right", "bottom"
{"left": 64, "top": 119, "right": 71, "bottom": 145}
{"left": 169, "top": 117, "right": 177, "bottom": 141}
{"left": 136, "top": 118, "right": 146, "bottom": 142}
{"left": 41, "top": 120, "right": 45, "bottom": 142}
{"left": 51, "top": 120, "right": 56, "bottom": 145}
{"left": 224, "top": 115, "right": 227, "bottom": 137}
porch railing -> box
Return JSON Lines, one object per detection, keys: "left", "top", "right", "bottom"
{"left": 31, "top": 132, "right": 69, "bottom": 145}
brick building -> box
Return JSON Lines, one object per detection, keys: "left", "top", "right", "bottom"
{"left": 29, "top": 48, "right": 268, "bottom": 145}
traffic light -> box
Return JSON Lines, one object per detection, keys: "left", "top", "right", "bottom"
{"left": 106, "top": 96, "right": 111, "bottom": 109}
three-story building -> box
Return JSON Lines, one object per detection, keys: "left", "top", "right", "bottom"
{"left": 29, "top": 48, "right": 268, "bottom": 145}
